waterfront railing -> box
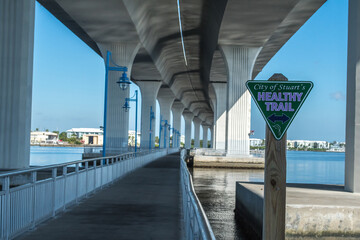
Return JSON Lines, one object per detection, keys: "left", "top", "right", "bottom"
{"left": 180, "top": 149, "right": 216, "bottom": 240}
{"left": 0, "top": 148, "right": 178, "bottom": 240}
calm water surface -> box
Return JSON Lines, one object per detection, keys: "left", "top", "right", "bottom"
{"left": 30, "top": 146, "right": 84, "bottom": 166}
{"left": 191, "top": 151, "right": 345, "bottom": 240}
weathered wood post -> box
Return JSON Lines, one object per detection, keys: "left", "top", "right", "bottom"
{"left": 263, "top": 73, "right": 287, "bottom": 240}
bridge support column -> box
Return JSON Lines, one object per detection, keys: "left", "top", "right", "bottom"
{"left": 193, "top": 117, "right": 201, "bottom": 148}
{"left": 157, "top": 87, "right": 175, "bottom": 148}
{"left": 346, "top": 0, "right": 360, "bottom": 193}
{"left": 221, "top": 46, "right": 260, "bottom": 156}
{"left": 172, "top": 101, "right": 185, "bottom": 148}
{"left": 136, "top": 81, "right": 162, "bottom": 150}
{"left": 210, "top": 126, "right": 214, "bottom": 148}
{"left": 0, "top": 0, "right": 35, "bottom": 169}
{"left": 202, "top": 124, "right": 209, "bottom": 148}
{"left": 98, "top": 42, "right": 140, "bottom": 155}
{"left": 211, "top": 83, "right": 227, "bottom": 150}
{"left": 183, "top": 111, "right": 194, "bottom": 149}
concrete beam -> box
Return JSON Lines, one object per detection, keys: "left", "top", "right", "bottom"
{"left": 136, "top": 81, "right": 162, "bottom": 150}
{"left": 0, "top": 0, "right": 35, "bottom": 169}
{"left": 221, "top": 46, "right": 260, "bottom": 156}
{"left": 183, "top": 111, "right": 194, "bottom": 149}
{"left": 98, "top": 42, "right": 140, "bottom": 154}
{"left": 346, "top": 0, "right": 360, "bottom": 193}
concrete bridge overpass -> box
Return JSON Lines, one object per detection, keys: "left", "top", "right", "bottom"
{"left": 1, "top": 0, "right": 360, "bottom": 193}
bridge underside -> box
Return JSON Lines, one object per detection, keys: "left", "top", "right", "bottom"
{"left": 4, "top": 0, "right": 360, "bottom": 194}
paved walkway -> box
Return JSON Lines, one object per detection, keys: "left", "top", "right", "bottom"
{"left": 18, "top": 153, "right": 182, "bottom": 240}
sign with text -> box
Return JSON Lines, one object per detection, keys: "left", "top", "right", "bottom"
{"left": 246, "top": 81, "right": 313, "bottom": 140}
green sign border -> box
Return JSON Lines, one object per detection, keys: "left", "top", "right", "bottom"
{"left": 246, "top": 80, "right": 314, "bottom": 140}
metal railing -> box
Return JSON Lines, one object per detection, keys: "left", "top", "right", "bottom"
{"left": 0, "top": 148, "right": 178, "bottom": 239}
{"left": 180, "top": 149, "right": 216, "bottom": 240}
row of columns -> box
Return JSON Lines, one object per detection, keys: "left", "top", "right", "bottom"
{"left": 1, "top": 0, "right": 359, "bottom": 194}
{"left": 211, "top": 46, "right": 260, "bottom": 156}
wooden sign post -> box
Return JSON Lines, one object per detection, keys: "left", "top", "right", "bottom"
{"left": 246, "top": 74, "right": 313, "bottom": 239}
{"left": 263, "top": 74, "right": 287, "bottom": 240}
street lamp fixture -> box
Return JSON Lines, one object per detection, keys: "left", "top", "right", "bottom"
{"left": 116, "top": 72, "right": 131, "bottom": 90}
{"left": 122, "top": 100, "right": 130, "bottom": 112}
{"left": 123, "top": 90, "right": 138, "bottom": 152}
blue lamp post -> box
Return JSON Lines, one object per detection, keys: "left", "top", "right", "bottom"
{"left": 159, "top": 116, "right": 168, "bottom": 148}
{"left": 149, "top": 106, "right": 155, "bottom": 150}
{"left": 103, "top": 51, "right": 129, "bottom": 157}
{"left": 123, "top": 90, "right": 138, "bottom": 153}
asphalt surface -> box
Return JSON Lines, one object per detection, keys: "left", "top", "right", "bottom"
{"left": 18, "top": 153, "right": 182, "bottom": 240}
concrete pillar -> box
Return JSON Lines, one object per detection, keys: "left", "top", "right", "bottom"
{"left": 98, "top": 42, "right": 140, "bottom": 155}
{"left": 0, "top": 0, "right": 35, "bottom": 169}
{"left": 172, "top": 100, "right": 185, "bottom": 148}
{"left": 211, "top": 83, "right": 227, "bottom": 150}
{"left": 183, "top": 111, "right": 194, "bottom": 149}
{"left": 346, "top": 0, "right": 360, "bottom": 193}
{"left": 193, "top": 117, "right": 202, "bottom": 148}
{"left": 202, "top": 124, "right": 209, "bottom": 148}
{"left": 210, "top": 126, "right": 214, "bottom": 148}
{"left": 221, "top": 46, "right": 260, "bottom": 156}
{"left": 157, "top": 87, "right": 175, "bottom": 148}
{"left": 136, "top": 81, "right": 162, "bottom": 150}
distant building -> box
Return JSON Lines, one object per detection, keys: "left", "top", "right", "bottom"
{"left": 128, "top": 130, "right": 141, "bottom": 146}
{"left": 288, "top": 140, "right": 329, "bottom": 149}
{"left": 31, "top": 131, "right": 58, "bottom": 144}
{"left": 82, "top": 134, "right": 103, "bottom": 145}
{"left": 180, "top": 135, "right": 185, "bottom": 144}
{"left": 250, "top": 138, "right": 264, "bottom": 147}
{"left": 66, "top": 128, "right": 103, "bottom": 138}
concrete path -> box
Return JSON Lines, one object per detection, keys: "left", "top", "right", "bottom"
{"left": 18, "top": 153, "right": 182, "bottom": 240}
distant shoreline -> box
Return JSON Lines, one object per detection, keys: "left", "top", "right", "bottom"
{"left": 31, "top": 144, "right": 102, "bottom": 148}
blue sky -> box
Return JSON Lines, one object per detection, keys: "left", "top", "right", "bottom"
{"left": 32, "top": 0, "right": 347, "bottom": 142}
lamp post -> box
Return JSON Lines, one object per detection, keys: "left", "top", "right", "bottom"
{"left": 149, "top": 106, "right": 155, "bottom": 150}
{"left": 159, "top": 115, "right": 168, "bottom": 148}
{"left": 123, "top": 90, "right": 138, "bottom": 153}
{"left": 103, "top": 51, "right": 129, "bottom": 157}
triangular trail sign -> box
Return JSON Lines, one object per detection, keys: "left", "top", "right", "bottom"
{"left": 246, "top": 81, "right": 313, "bottom": 140}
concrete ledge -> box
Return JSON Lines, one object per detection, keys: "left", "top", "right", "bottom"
{"left": 235, "top": 182, "right": 360, "bottom": 238}
{"left": 193, "top": 155, "right": 264, "bottom": 169}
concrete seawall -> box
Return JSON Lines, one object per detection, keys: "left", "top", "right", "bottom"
{"left": 235, "top": 182, "right": 360, "bottom": 238}
{"left": 193, "top": 155, "right": 264, "bottom": 169}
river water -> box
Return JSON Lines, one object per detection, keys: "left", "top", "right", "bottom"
{"left": 30, "top": 146, "right": 84, "bottom": 166}
{"left": 191, "top": 151, "right": 345, "bottom": 240}
{"left": 30, "top": 147, "right": 345, "bottom": 239}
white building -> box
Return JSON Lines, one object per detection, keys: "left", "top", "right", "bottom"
{"left": 250, "top": 138, "right": 264, "bottom": 147}
{"left": 66, "top": 128, "right": 103, "bottom": 138}
{"left": 180, "top": 135, "right": 185, "bottom": 144}
{"left": 31, "top": 131, "right": 58, "bottom": 144}
{"left": 82, "top": 134, "right": 103, "bottom": 145}
{"left": 288, "top": 140, "right": 329, "bottom": 149}
{"left": 128, "top": 130, "right": 141, "bottom": 146}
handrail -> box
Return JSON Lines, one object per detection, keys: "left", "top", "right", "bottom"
{"left": 0, "top": 148, "right": 179, "bottom": 239}
{"left": 180, "top": 149, "right": 216, "bottom": 240}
